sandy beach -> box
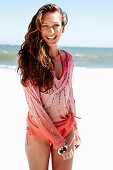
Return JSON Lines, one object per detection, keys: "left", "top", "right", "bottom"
{"left": 0, "top": 66, "right": 113, "bottom": 170}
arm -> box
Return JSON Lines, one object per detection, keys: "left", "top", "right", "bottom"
{"left": 69, "top": 84, "right": 81, "bottom": 147}
{"left": 67, "top": 56, "right": 81, "bottom": 147}
{"left": 23, "top": 78, "right": 66, "bottom": 150}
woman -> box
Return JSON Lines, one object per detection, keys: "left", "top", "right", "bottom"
{"left": 17, "top": 3, "right": 81, "bottom": 170}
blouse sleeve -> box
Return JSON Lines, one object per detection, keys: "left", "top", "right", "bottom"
{"left": 23, "top": 78, "right": 66, "bottom": 150}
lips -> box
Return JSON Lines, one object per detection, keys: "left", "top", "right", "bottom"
{"left": 46, "top": 36, "right": 56, "bottom": 41}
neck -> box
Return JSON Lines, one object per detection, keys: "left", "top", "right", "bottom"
{"left": 49, "top": 46, "right": 59, "bottom": 58}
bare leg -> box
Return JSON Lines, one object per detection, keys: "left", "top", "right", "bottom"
{"left": 51, "top": 126, "right": 75, "bottom": 170}
{"left": 25, "top": 132, "right": 51, "bottom": 170}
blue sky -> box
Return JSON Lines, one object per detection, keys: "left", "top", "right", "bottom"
{"left": 0, "top": 0, "right": 113, "bottom": 47}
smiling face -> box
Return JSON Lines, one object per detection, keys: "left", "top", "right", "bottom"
{"left": 41, "top": 11, "right": 64, "bottom": 48}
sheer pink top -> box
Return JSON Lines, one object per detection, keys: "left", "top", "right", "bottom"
{"left": 23, "top": 51, "right": 81, "bottom": 150}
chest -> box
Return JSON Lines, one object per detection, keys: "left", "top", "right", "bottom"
{"left": 54, "top": 59, "right": 63, "bottom": 80}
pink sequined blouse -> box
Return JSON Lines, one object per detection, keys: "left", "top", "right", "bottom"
{"left": 23, "top": 50, "right": 81, "bottom": 150}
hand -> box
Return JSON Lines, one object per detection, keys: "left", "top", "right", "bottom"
{"left": 56, "top": 127, "right": 74, "bottom": 155}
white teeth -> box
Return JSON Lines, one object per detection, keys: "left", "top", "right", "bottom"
{"left": 47, "top": 36, "right": 56, "bottom": 39}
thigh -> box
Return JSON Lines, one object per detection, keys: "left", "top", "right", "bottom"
{"left": 51, "top": 126, "right": 75, "bottom": 170}
{"left": 25, "top": 133, "right": 51, "bottom": 170}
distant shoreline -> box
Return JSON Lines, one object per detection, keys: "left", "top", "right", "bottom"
{"left": 0, "top": 44, "right": 112, "bottom": 49}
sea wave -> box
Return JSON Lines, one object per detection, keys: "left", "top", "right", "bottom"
{"left": 0, "top": 45, "right": 113, "bottom": 68}
{"left": 1, "top": 51, "right": 8, "bottom": 54}
{"left": 0, "top": 64, "right": 17, "bottom": 70}
{"left": 73, "top": 53, "right": 113, "bottom": 68}
{"left": 0, "top": 52, "right": 17, "bottom": 65}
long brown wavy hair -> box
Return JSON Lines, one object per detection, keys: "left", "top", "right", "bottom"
{"left": 17, "top": 3, "right": 68, "bottom": 92}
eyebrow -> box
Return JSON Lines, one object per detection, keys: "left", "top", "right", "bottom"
{"left": 42, "top": 22, "right": 59, "bottom": 24}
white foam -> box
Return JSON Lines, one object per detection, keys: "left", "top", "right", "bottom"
{"left": 0, "top": 64, "right": 17, "bottom": 70}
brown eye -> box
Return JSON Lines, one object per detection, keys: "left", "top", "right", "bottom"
{"left": 42, "top": 25, "right": 48, "bottom": 28}
{"left": 53, "top": 24, "right": 59, "bottom": 29}
{"left": 54, "top": 24, "right": 59, "bottom": 27}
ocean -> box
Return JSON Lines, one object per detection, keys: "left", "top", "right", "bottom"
{"left": 0, "top": 44, "right": 113, "bottom": 68}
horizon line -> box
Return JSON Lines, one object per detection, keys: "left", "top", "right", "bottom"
{"left": 0, "top": 43, "right": 112, "bottom": 49}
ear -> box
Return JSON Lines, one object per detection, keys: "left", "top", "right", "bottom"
{"left": 62, "top": 26, "right": 65, "bottom": 33}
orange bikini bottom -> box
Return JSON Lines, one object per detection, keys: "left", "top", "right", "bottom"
{"left": 26, "top": 111, "right": 80, "bottom": 147}
{"left": 26, "top": 113, "right": 52, "bottom": 145}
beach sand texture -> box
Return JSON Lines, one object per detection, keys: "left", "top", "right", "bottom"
{"left": 0, "top": 66, "right": 113, "bottom": 170}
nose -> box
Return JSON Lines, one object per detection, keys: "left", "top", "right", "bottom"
{"left": 49, "top": 27, "right": 54, "bottom": 34}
